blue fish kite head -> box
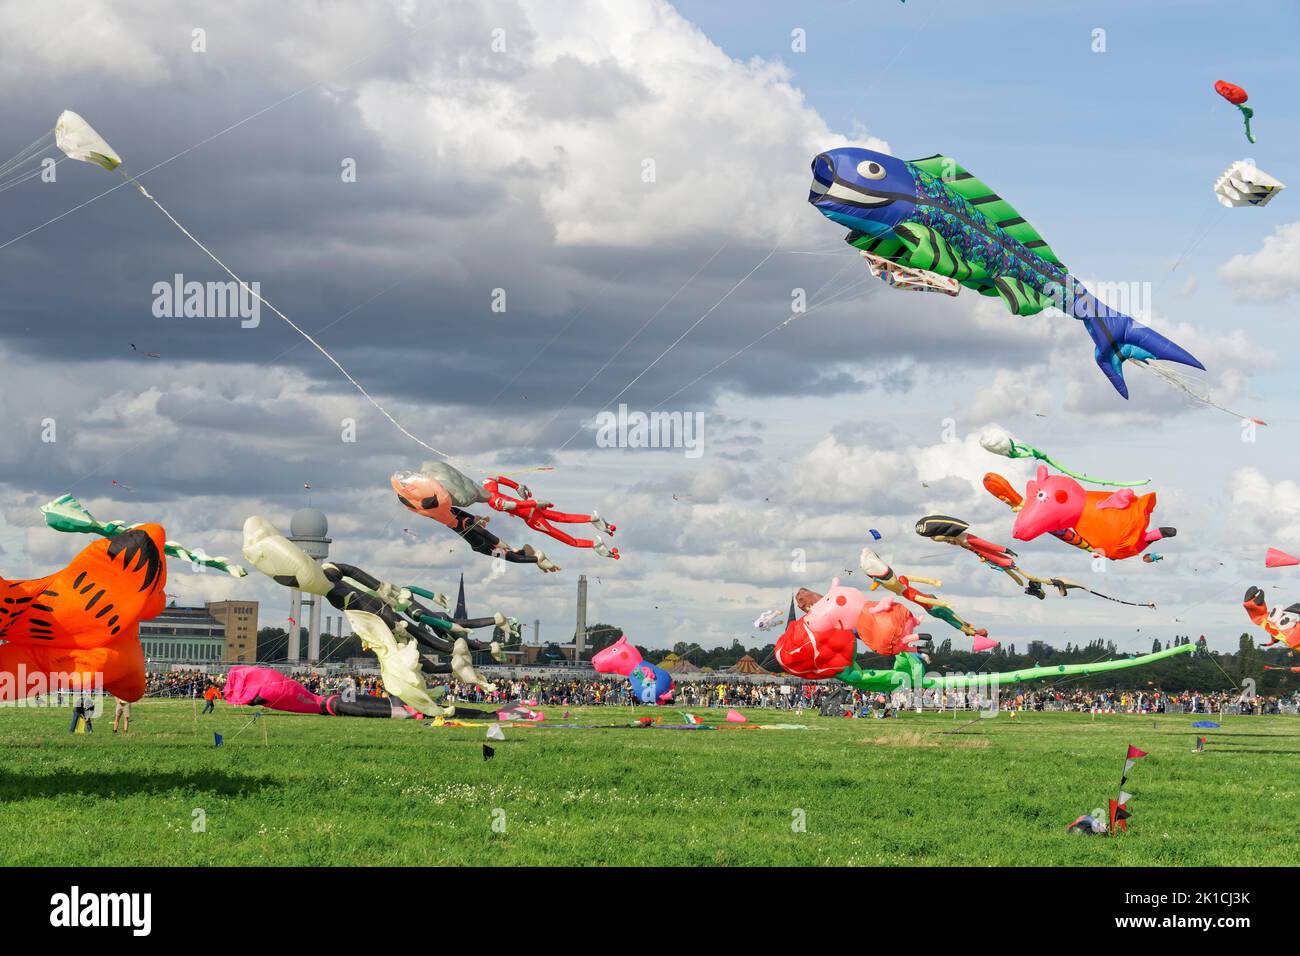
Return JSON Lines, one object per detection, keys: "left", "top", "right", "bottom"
{"left": 809, "top": 147, "right": 916, "bottom": 237}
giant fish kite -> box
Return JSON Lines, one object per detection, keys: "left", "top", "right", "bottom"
{"left": 808, "top": 148, "right": 1205, "bottom": 401}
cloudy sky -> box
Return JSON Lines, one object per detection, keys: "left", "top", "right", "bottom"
{"left": 1, "top": 0, "right": 1297, "bottom": 655}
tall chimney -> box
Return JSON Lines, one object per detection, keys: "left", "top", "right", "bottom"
{"left": 574, "top": 574, "right": 588, "bottom": 659}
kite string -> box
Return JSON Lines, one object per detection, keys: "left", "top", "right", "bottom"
{"left": 555, "top": 225, "right": 792, "bottom": 452}
{"left": 0, "top": 159, "right": 65, "bottom": 196}
{"left": 652, "top": 270, "right": 872, "bottom": 410}
{"left": 118, "top": 170, "right": 455, "bottom": 461}
{"left": 0, "top": 130, "right": 53, "bottom": 179}
{"left": 1129, "top": 358, "right": 1261, "bottom": 423}
{"left": 536, "top": 236, "right": 733, "bottom": 437}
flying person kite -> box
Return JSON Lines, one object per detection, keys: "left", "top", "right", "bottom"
{"left": 243, "top": 517, "right": 517, "bottom": 711}
{"left": 393, "top": 462, "right": 619, "bottom": 570}
{"left": 808, "top": 147, "right": 1221, "bottom": 408}
{"left": 915, "top": 514, "right": 1156, "bottom": 608}
{"left": 859, "top": 546, "right": 992, "bottom": 647}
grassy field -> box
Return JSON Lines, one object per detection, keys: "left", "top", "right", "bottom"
{"left": 1, "top": 700, "right": 1296, "bottom": 866}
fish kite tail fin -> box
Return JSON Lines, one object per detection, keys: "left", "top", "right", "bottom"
{"left": 1081, "top": 310, "right": 1204, "bottom": 399}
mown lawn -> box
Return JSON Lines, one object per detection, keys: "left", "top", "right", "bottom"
{"left": 1, "top": 700, "right": 1295, "bottom": 866}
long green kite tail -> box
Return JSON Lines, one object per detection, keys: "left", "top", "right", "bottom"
{"left": 979, "top": 429, "right": 1149, "bottom": 487}
{"left": 1239, "top": 104, "right": 1256, "bottom": 144}
{"left": 833, "top": 643, "right": 1195, "bottom": 694}
{"left": 935, "top": 641, "right": 1195, "bottom": 689}
{"left": 40, "top": 493, "right": 248, "bottom": 577}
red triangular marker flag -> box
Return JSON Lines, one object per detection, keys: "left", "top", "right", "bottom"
{"left": 1126, "top": 745, "right": 1147, "bottom": 759}
{"left": 1266, "top": 548, "right": 1300, "bottom": 568}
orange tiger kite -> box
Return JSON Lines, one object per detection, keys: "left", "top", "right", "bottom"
{"left": 0, "top": 525, "right": 166, "bottom": 703}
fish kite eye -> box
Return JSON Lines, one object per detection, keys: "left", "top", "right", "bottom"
{"left": 856, "top": 159, "right": 886, "bottom": 180}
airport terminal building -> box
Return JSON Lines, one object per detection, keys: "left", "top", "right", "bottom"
{"left": 138, "top": 601, "right": 259, "bottom": 664}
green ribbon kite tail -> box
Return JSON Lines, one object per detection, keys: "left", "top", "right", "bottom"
{"left": 833, "top": 642, "right": 1195, "bottom": 694}
{"left": 1007, "top": 438, "right": 1149, "bottom": 488}
{"left": 1238, "top": 104, "right": 1257, "bottom": 144}
{"left": 41, "top": 494, "right": 248, "bottom": 577}
{"left": 983, "top": 431, "right": 1150, "bottom": 488}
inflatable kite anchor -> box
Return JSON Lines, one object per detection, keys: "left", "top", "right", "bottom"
{"left": 591, "top": 636, "right": 674, "bottom": 704}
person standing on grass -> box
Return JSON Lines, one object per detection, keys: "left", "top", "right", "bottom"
{"left": 69, "top": 693, "right": 94, "bottom": 733}
{"left": 112, "top": 698, "right": 131, "bottom": 734}
{"left": 201, "top": 682, "right": 221, "bottom": 715}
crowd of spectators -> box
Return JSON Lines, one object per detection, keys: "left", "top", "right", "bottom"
{"left": 142, "top": 666, "right": 1296, "bottom": 716}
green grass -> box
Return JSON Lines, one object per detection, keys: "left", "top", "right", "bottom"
{"left": 1, "top": 701, "right": 1296, "bottom": 866}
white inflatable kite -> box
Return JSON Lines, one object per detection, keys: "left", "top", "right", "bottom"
{"left": 1214, "top": 160, "right": 1285, "bottom": 208}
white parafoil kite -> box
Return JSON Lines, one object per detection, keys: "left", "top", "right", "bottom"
{"left": 753, "top": 608, "right": 784, "bottom": 631}
{"left": 17, "top": 111, "right": 452, "bottom": 459}
{"left": 1214, "top": 160, "right": 1285, "bottom": 208}
{"left": 54, "top": 111, "right": 121, "bottom": 171}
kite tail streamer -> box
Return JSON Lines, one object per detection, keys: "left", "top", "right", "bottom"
{"left": 1239, "top": 105, "right": 1256, "bottom": 144}
{"left": 1033, "top": 451, "right": 1148, "bottom": 488}
{"left": 115, "top": 169, "right": 455, "bottom": 461}
{"left": 981, "top": 431, "right": 1149, "bottom": 487}
{"left": 41, "top": 493, "right": 248, "bottom": 577}
{"left": 1130, "top": 359, "right": 1266, "bottom": 425}
{"left": 1044, "top": 577, "right": 1156, "bottom": 609}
